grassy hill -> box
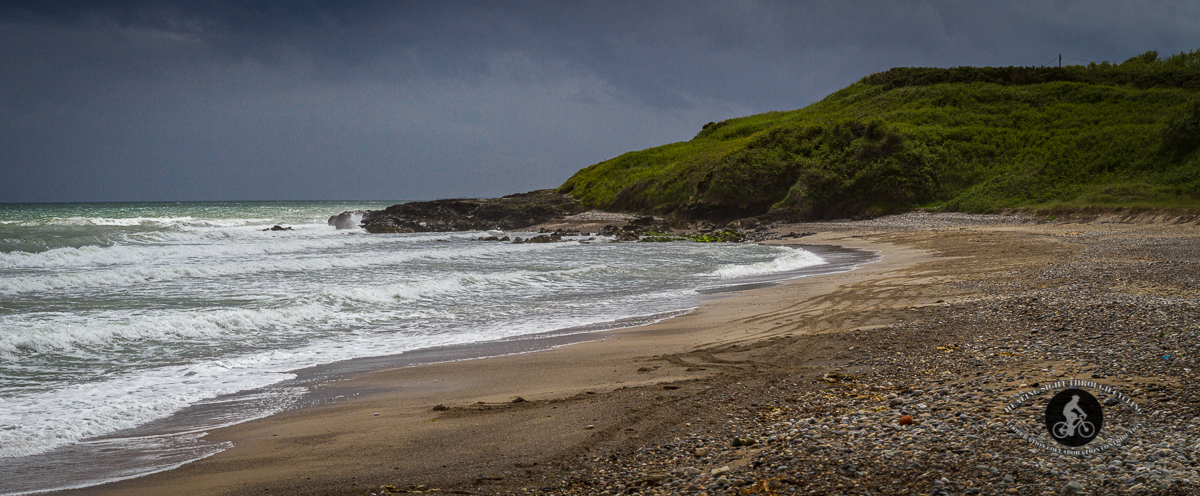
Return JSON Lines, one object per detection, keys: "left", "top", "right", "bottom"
{"left": 557, "top": 50, "right": 1200, "bottom": 221}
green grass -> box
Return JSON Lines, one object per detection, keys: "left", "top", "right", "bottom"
{"left": 557, "top": 49, "right": 1200, "bottom": 220}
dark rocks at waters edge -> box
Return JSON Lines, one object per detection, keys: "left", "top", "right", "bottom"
{"left": 515, "top": 233, "right": 562, "bottom": 244}
{"left": 263, "top": 225, "right": 293, "bottom": 231}
{"left": 780, "top": 231, "right": 817, "bottom": 239}
{"left": 326, "top": 188, "right": 799, "bottom": 244}
{"left": 328, "top": 211, "right": 366, "bottom": 230}
{"left": 347, "top": 190, "right": 585, "bottom": 233}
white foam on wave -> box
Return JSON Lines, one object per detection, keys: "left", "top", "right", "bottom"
{"left": 27, "top": 216, "right": 277, "bottom": 228}
{"left": 0, "top": 240, "right": 567, "bottom": 295}
{"left": 709, "top": 245, "right": 826, "bottom": 279}
{"left": 1, "top": 220, "right": 517, "bottom": 267}
{"left": 0, "top": 262, "right": 605, "bottom": 357}
{"left": 0, "top": 228, "right": 355, "bottom": 269}
{"left": 0, "top": 354, "right": 297, "bottom": 459}
{"left": 320, "top": 264, "right": 604, "bottom": 305}
{"left": 0, "top": 302, "right": 340, "bottom": 357}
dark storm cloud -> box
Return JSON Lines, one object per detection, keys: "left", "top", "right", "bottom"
{"left": 2, "top": 1, "right": 1199, "bottom": 202}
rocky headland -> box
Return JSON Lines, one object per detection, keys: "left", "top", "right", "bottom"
{"left": 330, "top": 190, "right": 586, "bottom": 233}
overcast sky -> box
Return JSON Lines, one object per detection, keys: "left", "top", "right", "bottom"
{"left": 3, "top": 1, "right": 1199, "bottom": 202}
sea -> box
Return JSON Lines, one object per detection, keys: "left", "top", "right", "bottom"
{"left": 0, "top": 201, "right": 869, "bottom": 494}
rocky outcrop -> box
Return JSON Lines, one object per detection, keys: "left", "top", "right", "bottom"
{"left": 356, "top": 190, "right": 585, "bottom": 233}
{"left": 328, "top": 211, "right": 365, "bottom": 230}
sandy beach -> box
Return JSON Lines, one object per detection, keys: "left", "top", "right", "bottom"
{"left": 67, "top": 212, "right": 1200, "bottom": 496}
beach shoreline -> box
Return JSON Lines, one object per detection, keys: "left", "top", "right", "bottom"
{"left": 58, "top": 230, "right": 914, "bottom": 496}
{"left": 63, "top": 213, "right": 1200, "bottom": 495}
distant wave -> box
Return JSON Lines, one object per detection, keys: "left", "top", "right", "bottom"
{"left": 11, "top": 216, "right": 279, "bottom": 228}
{"left": 0, "top": 240, "right": 571, "bottom": 294}
{"left": 0, "top": 265, "right": 612, "bottom": 357}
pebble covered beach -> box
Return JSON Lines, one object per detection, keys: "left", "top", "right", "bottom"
{"left": 439, "top": 213, "right": 1200, "bottom": 496}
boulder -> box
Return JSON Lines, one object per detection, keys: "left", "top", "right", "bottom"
{"left": 328, "top": 211, "right": 365, "bottom": 230}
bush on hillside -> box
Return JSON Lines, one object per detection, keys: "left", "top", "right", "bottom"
{"left": 767, "top": 119, "right": 937, "bottom": 219}
{"left": 1161, "top": 100, "right": 1200, "bottom": 161}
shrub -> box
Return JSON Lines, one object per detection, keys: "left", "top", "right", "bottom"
{"left": 1161, "top": 100, "right": 1200, "bottom": 161}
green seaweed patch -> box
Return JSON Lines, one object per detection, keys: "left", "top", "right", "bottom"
{"left": 687, "top": 229, "right": 746, "bottom": 243}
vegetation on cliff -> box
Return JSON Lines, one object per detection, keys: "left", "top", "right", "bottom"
{"left": 558, "top": 49, "right": 1200, "bottom": 220}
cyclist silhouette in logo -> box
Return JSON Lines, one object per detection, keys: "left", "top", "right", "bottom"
{"left": 1053, "top": 394, "right": 1095, "bottom": 438}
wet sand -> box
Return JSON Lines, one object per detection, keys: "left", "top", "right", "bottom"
{"left": 67, "top": 211, "right": 1200, "bottom": 495}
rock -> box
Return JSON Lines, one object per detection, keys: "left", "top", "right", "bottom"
{"left": 1060, "top": 480, "right": 1084, "bottom": 494}
{"left": 359, "top": 190, "right": 584, "bottom": 233}
{"left": 511, "top": 396, "right": 527, "bottom": 403}
{"left": 888, "top": 398, "right": 905, "bottom": 408}
{"left": 524, "top": 233, "right": 565, "bottom": 243}
{"left": 899, "top": 415, "right": 913, "bottom": 426}
{"left": 1103, "top": 397, "right": 1119, "bottom": 406}
{"left": 584, "top": 424, "right": 595, "bottom": 430}
{"left": 710, "top": 466, "right": 731, "bottom": 477}
{"left": 263, "top": 225, "right": 293, "bottom": 231}
{"left": 693, "top": 447, "right": 709, "bottom": 457}
{"left": 478, "top": 236, "right": 501, "bottom": 241}
{"left": 431, "top": 404, "right": 449, "bottom": 411}
{"left": 731, "top": 437, "right": 756, "bottom": 447}
{"left": 328, "top": 211, "right": 366, "bottom": 229}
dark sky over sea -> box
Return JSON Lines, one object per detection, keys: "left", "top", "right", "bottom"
{"left": 3, "top": 1, "right": 1199, "bottom": 202}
